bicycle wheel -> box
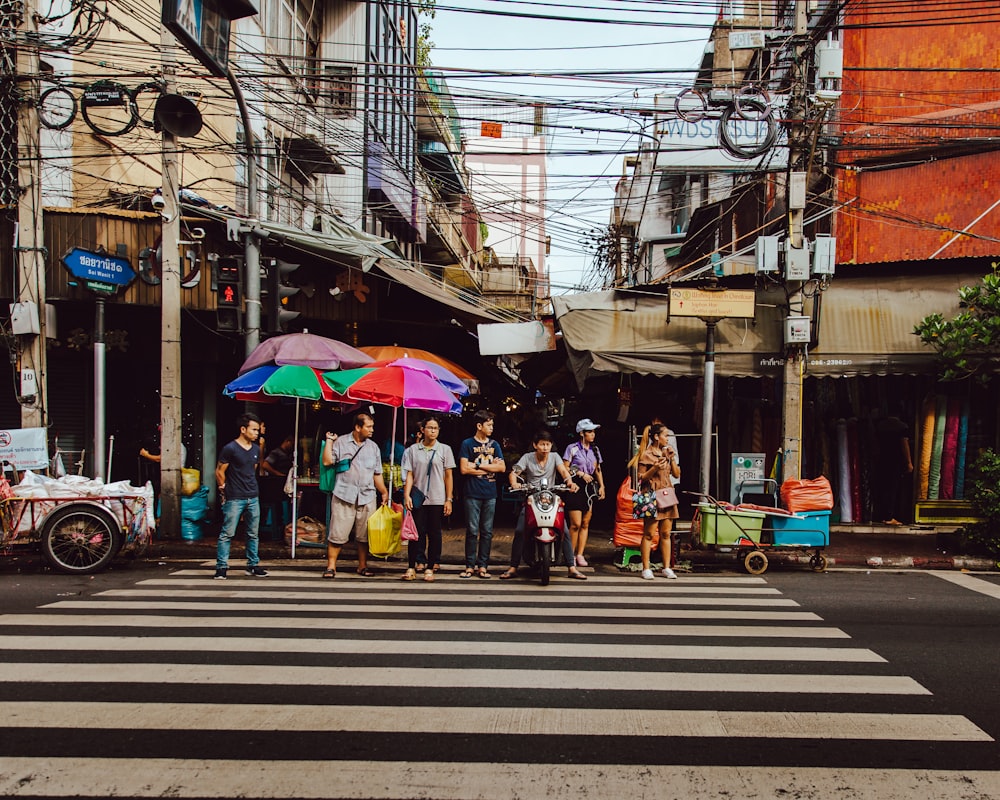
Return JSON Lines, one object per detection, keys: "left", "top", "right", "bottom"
{"left": 41, "top": 503, "right": 122, "bottom": 574}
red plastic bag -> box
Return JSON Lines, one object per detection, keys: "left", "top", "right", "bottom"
{"left": 780, "top": 476, "right": 834, "bottom": 513}
{"left": 400, "top": 511, "right": 419, "bottom": 541}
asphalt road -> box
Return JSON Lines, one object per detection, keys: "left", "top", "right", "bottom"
{"left": 0, "top": 559, "right": 999, "bottom": 798}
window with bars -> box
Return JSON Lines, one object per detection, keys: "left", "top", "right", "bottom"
{"left": 323, "top": 64, "right": 356, "bottom": 116}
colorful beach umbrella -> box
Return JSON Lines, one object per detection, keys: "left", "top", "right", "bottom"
{"left": 358, "top": 345, "right": 475, "bottom": 381}
{"left": 366, "top": 357, "right": 469, "bottom": 396}
{"left": 322, "top": 366, "right": 463, "bottom": 414}
{"left": 223, "top": 364, "right": 343, "bottom": 403}
{"left": 240, "top": 331, "right": 372, "bottom": 375}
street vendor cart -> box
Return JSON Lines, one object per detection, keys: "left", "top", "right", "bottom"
{"left": 0, "top": 479, "right": 154, "bottom": 574}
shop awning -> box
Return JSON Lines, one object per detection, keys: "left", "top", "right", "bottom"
{"left": 552, "top": 272, "right": 974, "bottom": 388}
{"left": 374, "top": 259, "right": 520, "bottom": 324}
{"left": 186, "top": 205, "right": 517, "bottom": 323}
{"left": 185, "top": 205, "right": 404, "bottom": 270}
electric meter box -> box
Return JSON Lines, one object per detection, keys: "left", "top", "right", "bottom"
{"left": 812, "top": 234, "right": 837, "bottom": 275}
{"left": 755, "top": 235, "right": 779, "bottom": 273}
{"left": 816, "top": 40, "right": 844, "bottom": 80}
{"left": 785, "top": 240, "right": 811, "bottom": 280}
{"left": 9, "top": 302, "right": 40, "bottom": 335}
{"left": 785, "top": 315, "right": 811, "bottom": 345}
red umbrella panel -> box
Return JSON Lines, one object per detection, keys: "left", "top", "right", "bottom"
{"left": 322, "top": 366, "right": 463, "bottom": 414}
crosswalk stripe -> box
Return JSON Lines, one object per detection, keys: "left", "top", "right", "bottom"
{"left": 41, "top": 599, "right": 821, "bottom": 619}
{"left": 178, "top": 568, "right": 772, "bottom": 585}
{"left": 0, "top": 613, "right": 849, "bottom": 638}
{"left": 0, "top": 635, "right": 885, "bottom": 662}
{"left": 92, "top": 589, "right": 802, "bottom": 607}
{"left": 3, "top": 702, "right": 987, "bottom": 740}
{"left": 3, "top": 758, "right": 999, "bottom": 799}
{"left": 148, "top": 576, "right": 783, "bottom": 594}
{"left": 0, "top": 662, "right": 930, "bottom": 694}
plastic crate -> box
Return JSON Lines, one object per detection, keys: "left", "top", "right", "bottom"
{"left": 697, "top": 503, "right": 765, "bottom": 545}
{"left": 770, "top": 510, "right": 830, "bottom": 547}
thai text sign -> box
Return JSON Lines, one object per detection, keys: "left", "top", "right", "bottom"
{"left": 0, "top": 427, "right": 49, "bottom": 470}
{"left": 670, "top": 288, "right": 755, "bottom": 319}
{"left": 62, "top": 248, "right": 136, "bottom": 289}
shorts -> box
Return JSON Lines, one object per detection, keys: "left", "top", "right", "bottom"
{"left": 564, "top": 475, "right": 596, "bottom": 513}
{"left": 327, "top": 495, "right": 375, "bottom": 546}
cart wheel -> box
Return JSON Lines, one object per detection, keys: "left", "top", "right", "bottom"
{"left": 41, "top": 504, "right": 121, "bottom": 574}
{"left": 809, "top": 553, "right": 828, "bottom": 573}
{"left": 743, "top": 549, "right": 769, "bottom": 575}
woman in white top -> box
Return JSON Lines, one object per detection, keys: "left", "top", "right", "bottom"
{"left": 401, "top": 416, "right": 456, "bottom": 582}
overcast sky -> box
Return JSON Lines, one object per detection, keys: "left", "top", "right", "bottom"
{"left": 429, "top": 0, "right": 712, "bottom": 294}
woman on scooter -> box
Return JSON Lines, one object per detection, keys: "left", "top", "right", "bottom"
{"left": 637, "top": 422, "right": 681, "bottom": 580}
{"left": 500, "top": 430, "right": 588, "bottom": 581}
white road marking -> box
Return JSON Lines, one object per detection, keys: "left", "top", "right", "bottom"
{"left": 930, "top": 570, "right": 1000, "bottom": 600}
{"left": 40, "top": 600, "right": 819, "bottom": 619}
{"left": 3, "top": 702, "right": 988, "bottom": 740}
{"left": 0, "top": 613, "right": 848, "bottom": 638}
{"left": 0, "top": 662, "right": 930, "bottom": 694}
{"left": 89, "top": 589, "right": 801, "bottom": 607}
{"left": 0, "top": 635, "right": 885, "bottom": 662}
{"left": 3, "top": 759, "right": 999, "bottom": 799}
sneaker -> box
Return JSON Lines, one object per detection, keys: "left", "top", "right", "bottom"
{"left": 423, "top": 569, "right": 435, "bottom": 583}
{"left": 213, "top": 569, "right": 227, "bottom": 580}
{"left": 660, "top": 568, "right": 678, "bottom": 580}
{"left": 641, "top": 569, "right": 654, "bottom": 581}
{"left": 402, "top": 568, "right": 416, "bottom": 581}
{"left": 245, "top": 566, "right": 268, "bottom": 577}
{"left": 575, "top": 554, "right": 588, "bottom": 567}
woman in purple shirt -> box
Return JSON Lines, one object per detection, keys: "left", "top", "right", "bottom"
{"left": 562, "top": 419, "right": 606, "bottom": 568}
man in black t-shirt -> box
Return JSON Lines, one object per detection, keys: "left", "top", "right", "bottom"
{"left": 214, "top": 413, "right": 267, "bottom": 580}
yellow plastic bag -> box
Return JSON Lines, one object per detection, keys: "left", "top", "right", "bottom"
{"left": 181, "top": 468, "right": 200, "bottom": 496}
{"left": 367, "top": 503, "right": 402, "bottom": 558}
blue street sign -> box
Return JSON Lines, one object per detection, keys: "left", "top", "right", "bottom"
{"left": 61, "top": 248, "right": 136, "bottom": 290}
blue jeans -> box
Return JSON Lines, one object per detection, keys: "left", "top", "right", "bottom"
{"left": 216, "top": 497, "right": 260, "bottom": 569}
{"left": 464, "top": 496, "right": 496, "bottom": 569}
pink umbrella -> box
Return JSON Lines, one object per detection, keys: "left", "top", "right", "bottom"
{"left": 240, "top": 331, "right": 372, "bottom": 375}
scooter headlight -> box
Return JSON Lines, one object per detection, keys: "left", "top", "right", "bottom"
{"left": 535, "top": 490, "right": 556, "bottom": 512}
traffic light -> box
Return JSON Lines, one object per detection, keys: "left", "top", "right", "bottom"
{"left": 265, "top": 258, "right": 301, "bottom": 333}
{"left": 215, "top": 256, "right": 242, "bottom": 332}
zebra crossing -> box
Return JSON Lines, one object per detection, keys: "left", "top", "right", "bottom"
{"left": 0, "top": 566, "right": 998, "bottom": 799}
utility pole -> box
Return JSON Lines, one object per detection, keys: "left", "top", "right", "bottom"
{"left": 14, "top": 0, "right": 47, "bottom": 431}
{"left": 780, "top": 0, "right": 810, "bottom": 483}
{"left": 158, "top": 29, "right": 182, "bottom": 537}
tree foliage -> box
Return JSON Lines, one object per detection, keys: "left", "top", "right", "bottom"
{"left": 416, "top": 0, "right": 436, "bottom": 68}
{"left": 913, "top": 263, "right": 1000, "bottom": 383}
{"left": 962, "top": 449, "right": 1000, "bottom": 556}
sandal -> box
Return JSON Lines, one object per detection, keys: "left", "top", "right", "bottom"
{"left": 423, "top": 569, "right": 435, "bottom": 583}
{"left": 416, "top": 564, "right": 426, "bottom": 573}
{"left": 432, "top": 564, "right": 440, "bottom": 572}
{"left": 499, "top": 568, "right": 517, "bottom": 580}
{"left": 476, "top": 568, "right": 492, "bottom": 579}
{"left": 459, "top": 569, "right": 474, "bottom": 579}
{"left": 356, "top": 567, "right": 376, "bottom": 577}
{"left": 568, "top": 570, "right": 588, "bottom": 580}
{"left": 322, "top": 569, "right": 336, "bottom": 579}
{"left": 402, "top": 568, "right": 416, "bottom": 581}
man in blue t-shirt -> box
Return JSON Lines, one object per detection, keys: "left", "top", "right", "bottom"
{"left": 458, "top": 410, "right": 505, "bottom": 578}
{"left": 214, "top": 412, "right": 267, "bottom": 580}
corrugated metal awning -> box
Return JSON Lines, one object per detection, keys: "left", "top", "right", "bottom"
{"left": 552, "top": 272, "right": 974, "bottom": 388}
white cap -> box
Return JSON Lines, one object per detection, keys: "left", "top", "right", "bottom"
{"left": 576, "top": 418, "right": 600, "bottom": 434}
